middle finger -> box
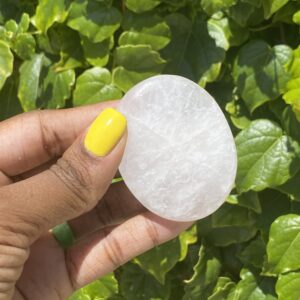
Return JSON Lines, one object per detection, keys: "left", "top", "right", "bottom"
{"left": 68, "top": 182, "right": 146, "bottom": 240}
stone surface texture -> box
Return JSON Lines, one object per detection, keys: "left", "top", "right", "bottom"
{"left": 119, "top": 75, "right": 237, "bottom": 221}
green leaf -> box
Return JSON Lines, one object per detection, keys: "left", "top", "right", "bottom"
{"left": 283, "top": 79, "right": 300, "bottom": 106}
{"left": 81, "top": 36, "right": 111, "bottom": 67}
{"left": 183, "top": 244, "right": 222, "bottom": 300}
{"left": 160, "top": 13, "right": 193, "bottom": 78}
{"left": 3, "top": 13, "right": 31, "bottom": 37}
{"left": 224, "top": 89, "right": 252, "bottom": 130}
{"left": 160, "top": 0, "right": 191, "bottom": 10}
{"left": 119, "top": 11, "right": 171, "bottom": 51}
{"left": 285, "top": 45, "right": 300, "bottom": 81}
{"left": 40, "top": 68, "right": 75, "bottom": 108}
{"left": 47, "top": 25, "right": 85, "bottom": 70}
{"left": 134, "top": 238, "right": 181, "bottom": 285}
{"left": 284, "top": 103, "right": 300, "bottom": 125}
{"left": 283, "top": 46, "right": 300, "bottom": 121}
{"left": 273, "top": 2, "right": 300, "bottom": 24}
{"left": 162, "top": 13, "right": 226, "bottom": 86}
{"left": 69, "top": 273, "right": 118, "bottom": 300}
{"left": 201, "top": 0, "right": 237, "bottom": 15}
{"left": 233, "top": 40, "right": 292, "bottom": 113}
{"left": 0, "top": 13, "right": 36, "bottom": 60}
{"left": 179, "top": 225, "right": 197, "bottom": 261}
{"left": 235, "top": 119, "right": 300, "bottom": 193}
{"left": 12, "top": 33, "right": 36, "bottom": 60}
{"left": 67, "top": 0, "right": 121, "bottom": 43}
{"left": 293, "top": 10, "right": 300, "bottom": 25}
{"left": 276, "top": 171, "right": 300, "bottom": 200}
{"left": 212, "top": 203, "right": 258, "bottom": 227}
{"left": 208, "top": 277, "right": 235, "bottom": 300}
{"left": 227, "top": 1, "right": 256, "bottom": 27}
{"left": 0, "top": 75, "right": 23, "bottom": 121}
{"left": 120, "top": 263, "right": 170, "bottom": 300}
{"left": 257, "top": 189, "right": 292, "bottom": 236}
{"left": 238, "top": 235, "right": 266, "bottom": 269}
{"left": 18, "top": 13, "right": 30, "bottom": 33}
{"left": 197, "top": 215, "right": 257, "bottom": 247}
{"left": 263, "top": 0, "right": 289, "bottom": 19}
{"left": 0, "top": 40, "right": 13, "bottom": 91}
{"left": 18, "top": 53, "right": 44, "bottom": 111}
{"left": 5, "top": 19, "right": 18, "bottom": 35}
{"left": 73, "top": 67, "right": 122, "bottom": 106}
{"left": 281, "top": 106, "right": 300, "bottom": 144}
{"left": 134, "top": 225, "right": 197, "bottom": 284}
{"left": 114, "top": 45, "right": 165, "bottom": 73}
{"left": 227, "top": 192, "right": 262, "bottom": 214}
{"left": 33, "top": 0, "right": 69, "bottom": 33}
{"left": 291, "top": 201, "right": 300, "bottom": 214}
{"left": 220, "top": 244, "right": 244, "bottom": 279}
{"left": 264, "top": 214, "right": 300, "bottom": 275}
{"left": 276, "top": 271, "right": 300, "bottom": 300}
{"left": 208, "top": 14, "right": 249, "bottom": 50}
{"left": 227, "top": 269, "right": 277, "bottom": 300}
{"left": 125, "top": 0, "right": 161, "bottom": 13}
{"left": 113, "top": 45, "right": 166, "bottom": 92}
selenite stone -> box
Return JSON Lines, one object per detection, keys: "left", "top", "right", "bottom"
{"left": 118, "top": 75, "right": 237, "bottom": 222}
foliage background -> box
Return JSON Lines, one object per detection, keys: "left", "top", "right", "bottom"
{"left": 1, "top": 0, "right": 300, "bottom": 299}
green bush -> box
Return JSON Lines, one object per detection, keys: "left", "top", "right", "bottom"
{"left": 1, "top": 0, "right": 300, "bottom": 299}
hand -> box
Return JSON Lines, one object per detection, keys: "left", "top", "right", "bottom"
{"left": 0, "top": 101, "right": 192, "bottom": 300}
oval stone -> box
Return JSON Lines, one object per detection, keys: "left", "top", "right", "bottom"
{"left": 119, "top": 75, "right": 237, "bottom": 221}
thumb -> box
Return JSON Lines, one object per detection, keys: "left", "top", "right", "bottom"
{"left": 0, "top": 108, "right": 127, "bottom": 245}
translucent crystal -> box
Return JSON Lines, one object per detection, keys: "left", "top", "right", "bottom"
{"left": 119, "top": 75, "right": 237, "bottom": 221}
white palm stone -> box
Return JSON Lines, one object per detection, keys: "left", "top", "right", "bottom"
{"left": 119, "top": 75, "right": 237, "bottom": 222}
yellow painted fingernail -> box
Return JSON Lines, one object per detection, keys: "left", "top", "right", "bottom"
{"left": 84, "top": 108, "right": 127, "bottom": 156}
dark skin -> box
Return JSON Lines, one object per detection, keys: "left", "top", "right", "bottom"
{"left": 0, "top": 101, "right": 192, "bottom": 300}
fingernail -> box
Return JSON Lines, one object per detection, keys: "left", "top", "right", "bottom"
{"left": 84, "top": 108, "right": 127, "bottom": 157}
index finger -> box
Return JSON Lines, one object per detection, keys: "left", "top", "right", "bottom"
{"left": 0, "top": 101, "right": 119, "bottom": 177}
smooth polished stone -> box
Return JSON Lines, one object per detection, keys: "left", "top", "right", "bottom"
{"left": 119, "top": 75, "right": 237, "bottom": 221}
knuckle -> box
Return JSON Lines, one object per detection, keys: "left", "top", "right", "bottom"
{"left": 0, "top": 189, "right": 46, "bottom": 243}
{"left": 102, "top": 228, "right": 125, "bottom": 270}
{"left": 0, "top": 210, "right": 34, "bottom": 248}
{"left": 0, "top": 291, "right": 12, "bottom": 300}
{"left": 142, "top": 216, "right": 160, "bottom": 247}
{"left": 0, "top": 238, "right": 29, "bottom": 297}
{"left": 50, "top": 154, "right": 96, "bottom": 211}
{"left": 36, "top": 110, "right": 64, "bottom": 159}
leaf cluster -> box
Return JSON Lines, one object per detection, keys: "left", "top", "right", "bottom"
{"left": 2, "top": 0, "right": 300, "bottom": 299}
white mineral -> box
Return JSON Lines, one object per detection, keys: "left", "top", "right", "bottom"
{"left": 119, "top": 75, "right": 237, "bottom": 221}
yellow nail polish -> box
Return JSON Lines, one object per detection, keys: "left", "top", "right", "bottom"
{"left": 84, "top": 108, "right": 127, "bottom": 156}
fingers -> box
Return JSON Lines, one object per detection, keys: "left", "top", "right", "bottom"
{"left": 0, "top": 160, "right": 56, "bottom": 187}
{"left": 69, "top": 182, "right": 146, "bottom": 239}
{"left": 66, "top": 212, "right": 193, "bottom": 289}
{"left": 0, "top": 101, "right": 118, "bottom": 177}
{"left": 0, "top": 170, "right": 12, "bottom": 186}
{"left": 12, "top": 159, "right": 57, "bottom": 183}
{"left": 0, "top": 109, "right": 127, "bottom": 247}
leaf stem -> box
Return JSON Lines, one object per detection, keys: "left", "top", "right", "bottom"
{"left": 249, "top": 23, "right": 274, "bottom": 32}
{"left": 280, "top": 24, "right": 286, "bottom": 44}
{"left": 112, "top": 177, "right": 124, "bottom": 184}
